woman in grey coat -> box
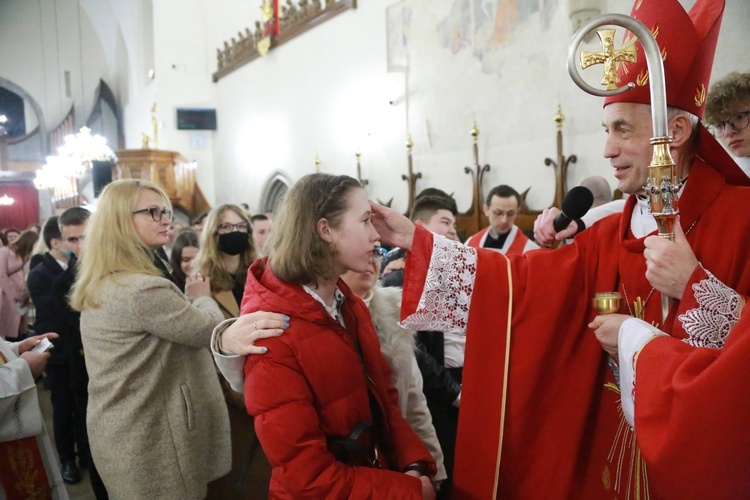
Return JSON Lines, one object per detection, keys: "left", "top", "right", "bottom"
{"left": 70, "top": 179, "right": 231, "bottom": 499}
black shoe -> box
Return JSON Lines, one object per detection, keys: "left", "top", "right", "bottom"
{"left": 61, "top": 459, "right": 81, "bottom": 484}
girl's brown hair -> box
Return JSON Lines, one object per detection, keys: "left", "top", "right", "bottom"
{"left": 270, "top": 173, "right": 362, "bottom": 286}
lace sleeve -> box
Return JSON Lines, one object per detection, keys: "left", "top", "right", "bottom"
{"left": 400, "top": 235, "right": 478, "bottom": 334}
{"left": 678, "top": 266, "right": 742, "bottom": 349}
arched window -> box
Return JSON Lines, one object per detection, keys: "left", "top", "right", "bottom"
{"left": 260, "top": 173, "right": 291, "bottom": 215}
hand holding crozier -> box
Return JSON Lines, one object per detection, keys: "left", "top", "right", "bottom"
{"left": 643, "top": 217, "right": 698, "bottom": 300}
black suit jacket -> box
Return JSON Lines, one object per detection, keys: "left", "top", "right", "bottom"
{"left": 27, "top": 252, "right": 70, "bottom": 364}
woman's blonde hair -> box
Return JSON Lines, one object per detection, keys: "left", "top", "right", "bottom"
{"left": 70, "top": 179, "right": 171, "bottom": 311}
{"left": 270, "top": 173, "right": 362, "bottom": 286}
{"left": 194, "top": 204, "right": 257, "bottom": 292}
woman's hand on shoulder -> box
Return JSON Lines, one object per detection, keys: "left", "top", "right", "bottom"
{"left": 220, "top": 311, "right": 289, "bottom": 355}
{"left": 185, "top": 272, "right": 211, "bottom": 301}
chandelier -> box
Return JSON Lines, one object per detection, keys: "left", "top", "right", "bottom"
{"left": 34, "top": 127, "right": 117, "bottom": 190}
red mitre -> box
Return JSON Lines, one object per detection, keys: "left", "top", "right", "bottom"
{"left": 603, "top": 0, "right": 749, "bottom": 186}
{"left": 603, "top": 0, "right": 724, "bottom": 118}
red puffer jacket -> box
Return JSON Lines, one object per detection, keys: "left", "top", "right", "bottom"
{"left": 240, "top": 258, "right": 436, "bottom": 498}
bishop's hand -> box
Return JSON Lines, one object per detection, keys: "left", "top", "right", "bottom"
{"left": 533, "top": 207, "right": 578, "bottom": 247}
{"left": 643, "top": 218, "right": 698, "bottom": 300}
{"left": 370, "top": 201, "right": 415, "bottom": 251}
{"left": 589, "top": 314, "right": 630, "bottom": 360}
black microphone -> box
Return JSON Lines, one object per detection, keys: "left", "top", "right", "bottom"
{"left": 553, "top": 186, "right": 594, "bottom": 232}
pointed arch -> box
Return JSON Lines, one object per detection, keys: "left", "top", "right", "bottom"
{"left": 0, "top": 76, "right": 48, "bottom": 154}
{"left": 260, "top": 172, "right": 292, "bottom": 215}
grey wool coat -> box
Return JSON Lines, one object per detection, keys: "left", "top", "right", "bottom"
{"left": 80, "top": 273, "right": 231, "bottom": 499}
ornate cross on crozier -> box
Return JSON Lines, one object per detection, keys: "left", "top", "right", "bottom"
{"left": 580, "top": 29, "right": 637, "bottom": 90}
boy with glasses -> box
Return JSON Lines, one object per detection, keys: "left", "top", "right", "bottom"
{"left": 705, "top": 71, "right": 750, "bottom": 176}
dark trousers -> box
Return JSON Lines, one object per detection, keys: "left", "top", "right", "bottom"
{"left": 70, "top": 349, "right": 109, "bottom": 500}
{"left": 433, "top": 367, "right": 462, "bottom": 500}
{"left": 45, "top": 363, "right": 87, "bottom": 462}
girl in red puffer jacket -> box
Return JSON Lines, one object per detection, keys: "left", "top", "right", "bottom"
{"left": 237, "top": 173, "right": 436, "bottom": 499}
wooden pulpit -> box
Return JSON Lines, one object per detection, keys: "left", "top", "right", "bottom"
{"left": 115, "top": 149, "right": 210, "bottom": 216}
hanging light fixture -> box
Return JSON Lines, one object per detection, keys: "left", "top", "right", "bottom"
{"left": 34, "top": 126, "right": 117, "bottom": 190}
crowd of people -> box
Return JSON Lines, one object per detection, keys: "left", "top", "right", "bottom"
{"left": 1, "top": 0, "right": 749, "bottom": 497}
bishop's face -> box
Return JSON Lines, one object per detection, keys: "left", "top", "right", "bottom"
{"left": 602, "top": 102, "right": 653, "bottom": 195}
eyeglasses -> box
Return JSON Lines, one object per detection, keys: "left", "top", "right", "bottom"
{"left": 132, "top": 207, "right": 173, "bottom": 222}
{"left": 708, "top": 111, "right": 750, "bottom": 138}
{"left": 490, "top": 209, "right": 517, "bottom": 218}
{"left": 217, "top": 222, "right": 250, "bottom": 233}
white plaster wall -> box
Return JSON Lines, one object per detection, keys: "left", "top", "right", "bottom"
{"left": 0, "top": 0, "right": 112, "bottom": 134}
{"left": 210, "top": 0, "right": 406, "bottom": 210}
{"left": 146, "top": 0, "right": 218, "bottom": 203}
{"left": 208, "top": 0, "right": 750, "bottom": 213}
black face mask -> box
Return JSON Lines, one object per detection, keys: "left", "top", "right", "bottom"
{"left": 217, "top": 232, "right": 250, "bottom": 256}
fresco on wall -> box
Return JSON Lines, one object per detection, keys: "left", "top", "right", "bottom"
{"left": 439, "top": 0, "right": 558, "bottom": 75}
{"left": 387, "top": 3, "right": 412, "bottom": 72}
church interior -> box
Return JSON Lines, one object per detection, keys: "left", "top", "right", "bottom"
{"left": 2, "top": 0, "right": 750, "bottom": 499}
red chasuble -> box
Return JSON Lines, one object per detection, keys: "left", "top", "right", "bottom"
{"left": 633, "top": 293, "right": 750, "bottom": 499}
{"left": 401, "top": 159, "right": 750, "bottom": 499}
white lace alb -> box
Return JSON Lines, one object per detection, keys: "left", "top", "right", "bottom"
{"left": 400, "top": 234, "right": 478, "bottom": 334}
{"left": 678, "top": 267, "right": 742, "bottom": 348}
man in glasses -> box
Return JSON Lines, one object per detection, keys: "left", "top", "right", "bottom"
{"left": 705, "top": 71, "right": 750, "bottom": 176}
{"left": 465, "top": 185, "right": 538, "bottom": 255}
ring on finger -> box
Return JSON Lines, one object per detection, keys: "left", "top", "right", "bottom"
{"left": 253, "top": 322, "right": 257, "bottom": 331}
